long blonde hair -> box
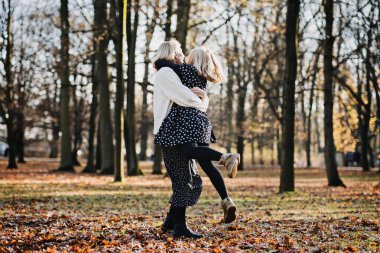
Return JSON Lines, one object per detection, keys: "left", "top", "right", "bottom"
{"left": 152, "top": 40, "right": 182, "bottom": 64}
{"left": 186, "top": 47, "right": 227, "bottom": 84}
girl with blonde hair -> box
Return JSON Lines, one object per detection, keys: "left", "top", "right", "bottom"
{"left": 153, "top": 41, "right": 240, "bottom": 238}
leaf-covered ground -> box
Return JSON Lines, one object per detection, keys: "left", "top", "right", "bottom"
{"left": 0, "top": 159, "right": 379, "bottom": 252}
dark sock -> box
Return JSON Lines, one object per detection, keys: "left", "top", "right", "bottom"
{"left": 180, "top": 142, "right": 223, "bottom": 161}
{"left": 198, "top": 159, "right": 229, "bottom": 200}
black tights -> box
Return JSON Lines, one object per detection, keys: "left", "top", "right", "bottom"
{"left": 169, "top": 205, "right": 186, "bottom": 223}
{"left": 180, "top": 143, "right": 228, "bottom": 200}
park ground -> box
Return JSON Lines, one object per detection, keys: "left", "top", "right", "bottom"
{"left": 0, "top": 159, "right": 379, "bottom": 252}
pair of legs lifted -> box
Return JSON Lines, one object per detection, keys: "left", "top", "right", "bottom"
{"left": 162, "top": 143, "right": 240, "bottom": 238}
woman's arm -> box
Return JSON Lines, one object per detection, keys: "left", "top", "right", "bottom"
{"left": 155, "top": 68, "right": 208, "bottom": 112}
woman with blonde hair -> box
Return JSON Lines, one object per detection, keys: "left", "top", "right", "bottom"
{"left": 153, "top": 40, "right": 240, "bottom": 238}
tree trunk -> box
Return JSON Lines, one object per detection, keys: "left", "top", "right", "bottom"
{"left": 114, "top": 0, "right": 127, "bottom": 182}
{"left": 3, "top": 0, "right": 17, "bottom": 169}
{"left": 223, "top": 26, "right": 234, "bottom": 152}
{"left": 15, "top": 111, "right": 25, "bottom": 163}
{"left": 6, "top": 118, "right": 17, "bottom": 169}
{"left": 164, "top": 0, "right": 173, "bottom": 40}
{"left": 49, "top": 85, "right": 60, "bottom": 159}
{"left": 58, "top": 0, "right": 74, "bottom": 172}
{"left": 71, "top": 82, "right": 81, "bottom": 166}
{"left": 362, "top": 26, "right": 374, "bottom": 171}
{"left": 236, "top": 82, "right": 248, "bottom": 170}
{"left": 251, "top": 136, "right": 255, "bottom": 165}
{"left": 276, "top": 128, "right": 281, "bottom": 165}
{"left": 305, "top": 54, "right": 319, "bottom": 168}
{"left": 279, "top": 0, "right": 299, "bottom": 193}
{"left": 323, "top": 0, "right": 345, "bottom": 187}
{"left": 83, "top": 49, "right": 98, "bottom": 173}
{"left": 358, "top": 105, "right": 370, "bottom": 172}
{"left": 314, "top": 92, "right": 322, "bottom": 153}
{"left": 174, "top": 0, "right": 191, "bottom": 53}
{"left": 258, "top": 134, "right": 263, "bottom": 164}
{"left": 95, "top": 120, "right": 102, "bottom": 171}
{"left": 126, "top": 0, "right": 142, "bottom": 175}
{"left": 140, "top": 1, "right": 159, "bottom": 161}
{"left": 50, "top": 124, "right": 59, "bottom": 158}
{"left": 152, "top": 144, "right": 163, "bottom": 174}
{"left": 360, "top": 93, "right": 371, "bottom": 172}
{"left": 95, "top": 0, "right": 114, "bottom": 175}
{"left": 152, "top": 0, "right": 172, "bottom": 174}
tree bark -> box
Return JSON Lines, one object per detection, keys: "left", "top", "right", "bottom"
{"left": 71, "top": 81, "right": 82, "bottom": 166}
{"left": 95, "top": 0, "right": 114, "bottom": 175}
{"left": 49, "top": 85, "right": 60, "bottom": 159}
{"left": 323, "top": 0, "right": 345, "bottom": 187}
{"left": 152, "top": 144, "right": 163, "bottom": 174}
{"left": 232, "top": 23, "right": 248, "bottom": 171}
{"left": 236, "top": 84, "right": 247, "bottom": 170}
{"left": 15, "top": 111, "right": 25, "bottom": 163}
{"left": 164, "top": 0, "right": 173, "bottom": 40}
{"left": 357, "top": 76, "right": 370, "bottom": 172}
{"left": 114, "top": 0, "right": 127, "bottom": 182}
{"left": 362, "top": 24, "right": 374, "bottom": 171}
{"left": 58, "top": 0, "right": 74, "bottom": 172}
{"left": 151, "top": 0, "right": 172, "bottom": 174}
{"left": 139, "top": 0, "right": 159, "bottom": 161}
{"left": 83, "top": 46, "right": 98, "bottom": 173}
{"left": 95, "top": 120, "right": 102, "bottom": 171}
{"left": 225, "top": 26, "right": 234, "bottom": 153}
{"left": 305, "top": 54, "right": 320, "bottom": 168}
{"left": 279, "top": 0, "right": 299, "bottom": 193}
{"left": 5, "top": 119, "right": 17, "bottom": 169}
{"left": 126, "top": 0, "right": 142, "bottom": 175}
{"left": 174, "top": 0, "right": 191, "bottom": 53}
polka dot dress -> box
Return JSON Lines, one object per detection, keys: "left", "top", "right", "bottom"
{"left": 162, "top": 145, "right": 202, "bottom": 207}
{"left": 154, "top": 62, "right": 216, "bottom": 147}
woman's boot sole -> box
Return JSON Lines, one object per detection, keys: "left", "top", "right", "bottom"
{"left": 224, "top": 205, "right": 237, "bottom": 223}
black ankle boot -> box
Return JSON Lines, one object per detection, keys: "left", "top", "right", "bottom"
{"left": 161, "top": 214, "right": 174, "bottom": 231}
{"left": 173, "top": 221, "right": 203, "bottom": 238}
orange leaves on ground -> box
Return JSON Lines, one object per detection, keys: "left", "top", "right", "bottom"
{"left": 0, "top": 161, "right": 379, "bottom": 252}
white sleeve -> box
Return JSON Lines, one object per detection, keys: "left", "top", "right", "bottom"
{"left": 202, "top": 94, "right": 209, "bottom": 110}
{"left": 156, "top": 68, "right": 208, "bottom": 112}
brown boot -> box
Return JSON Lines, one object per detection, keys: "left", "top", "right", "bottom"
{"left": 218, "top": 153, "right": 240, "bottom": 178}
{"left": 221, "top": 197, "right": 236, "bottom": 223}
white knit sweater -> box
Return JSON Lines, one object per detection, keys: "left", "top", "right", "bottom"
{"left": 153, "top": 67, "right": 209, "bottom": 134}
